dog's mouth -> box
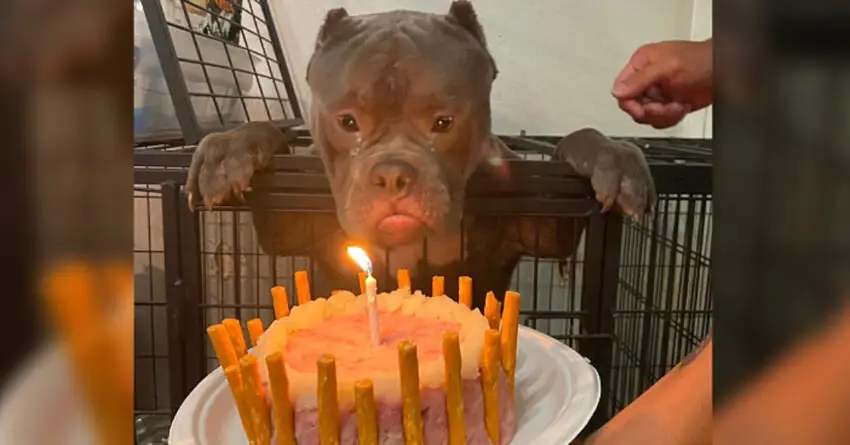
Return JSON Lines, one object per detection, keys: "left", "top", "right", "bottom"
{"left": 375, "top": 212, "right": 425, "bottom": 246}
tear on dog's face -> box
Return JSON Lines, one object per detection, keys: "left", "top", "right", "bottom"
{"left": 305, "top": 2, "right": 498, "bottom": 249}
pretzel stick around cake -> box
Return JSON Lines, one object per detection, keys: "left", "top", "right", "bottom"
{"left": 294, "top": 271, "right": 312, "bottom": 305}
{"left": 224, "top": 364, "right": 259, "bottom": 444}
{"left": 501, "top": 291, "right": 521, "bottom": 400}
{"left": 432, "top": 276, "right": 445, "bottom": 296}
{"left": 358, "top": 272, "right": 367, "bottom": 295}
{"left": 207, "top": 324, "right": 239, "bottom": 369}
{"left": 484, "top": 291, "right": 501, "bottom": 330}
{"left": 458, "top": 276, "right": 472, "bottom": 308}
{"left": 442, "top": 331, "right": 466, "bottom": 445}
{"left": 223, "top": 318, "right": 248, "bottom": 359}
{"left": 354, "top": 379, "right": 379, "bottom": 445}
{"left": 266, "top": 352, "right": 296, "bottom": 445}
{"left": 270, "top": 286, "right": 290, "bottom": 319}
{"left": 240, "top": 355, "right": 272, "bottom": 445}
{"left": 247, "top": 318, "right": 264, "bottom": 347}
{"left": 398, "top": 341, "right": 425, "bottom": 445}
{"left": 481, "top": 329, "right": 501, "bottom": 445}
{"left": 317, "top": 354, "right": 341, "bottom": 445}
{"left": 397, "top": 268, "right": 411, "bottom": 290}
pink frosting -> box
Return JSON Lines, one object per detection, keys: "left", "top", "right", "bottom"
{"left": 285, "top": 311, "right": 461, "bottom": 377}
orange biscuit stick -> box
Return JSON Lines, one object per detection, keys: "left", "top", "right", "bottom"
{"left": 358, "top": 272, "right": 367, "bottom": 295}
{"left": 481, "top": 329, "right": 501, "bottom": 445}
{"left": 224, "top": 364, "right": 258, "bottom": 443}
{"left": 223, "top": 318, "right": 248, "bottom": 359}
{"left": 239, "top": 355, "right": 272, "bottom": 444}
{"left": 458, "top": 276, "right": 473, "bottom": 308}
{"left": 294, "top": 271, "right": 311, "bottom": 305}
{"left": 484, "top": 291, "right": 501, "bottom": 330}
{"left": 266, "top": 352, "right": 296, "bottom": 445}
{"left": 397, "top": 269, "right": 411, "bottom": 290}
{"left": 432, "top": 276, "right": 445, "bottom": 297}
{"left": 443, "top": 331, "right": 466, "bottom": 445}
{"left": 398, "top": 341, "right": 425, "bottom": 444}
{"left": 500, "top": 291, "right": 521, "bottom": 400}
{"left": 354, "top": 379, "right": 379, "bottom": 445}
{"left": 270, "top": 286, "right": 290, "bottom": 319}
{"left": 317, "top": 355, "right": 341, "bottom": 445}
{"left": 207, "top": 324, "right": 239, "bottom": 369}
{"left": 247, "top": 318, "right": 264, "bottom": 347}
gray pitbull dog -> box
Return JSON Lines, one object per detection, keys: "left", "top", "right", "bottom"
{"left": 186, "top": 1, "right": 655, "bottom": 309}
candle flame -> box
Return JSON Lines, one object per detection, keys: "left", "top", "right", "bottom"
{"left": 346, "top": 246, "right": 372, "bottom": 275}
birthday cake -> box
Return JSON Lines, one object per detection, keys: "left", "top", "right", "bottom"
{"left": 207, "top": 271, "right": 520, "bottom": 445}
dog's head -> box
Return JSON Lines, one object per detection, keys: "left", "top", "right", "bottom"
{"left": 306, "top": 1, "right": 498, "bottom": 249}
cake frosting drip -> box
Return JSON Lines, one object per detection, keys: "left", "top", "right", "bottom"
{"left": 252, "top": 288, "right": 490, "bottom": 410}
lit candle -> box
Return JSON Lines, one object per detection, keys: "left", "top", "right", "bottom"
{"left": 347, "top": 246, "right": 380, "bottom": 346}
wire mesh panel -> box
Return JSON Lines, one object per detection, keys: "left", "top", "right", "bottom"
{"left": 136, "top": 0, "right": 302, "bottom": 145}
{"left": 133, "top": 184, "right": 171, "bottom": 444}
{"left": 605, "top": 139, "right": 713, "bottom": 416}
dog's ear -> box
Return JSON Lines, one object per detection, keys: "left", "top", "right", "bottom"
{"left": 447, "top": 1, "right": 487, "bottom": 48}
{"left": 447, "top": 1, "right": 498, "bottom": 79}
{"left": 315, "top": 7, "right": 349, "bottom": 51}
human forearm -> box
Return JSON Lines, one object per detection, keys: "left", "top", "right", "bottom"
{"left": 583, "top": 337, "right": 712, "bottom": 445}
{"left": 714, "top": 307, "right": 850, "bottom": 445}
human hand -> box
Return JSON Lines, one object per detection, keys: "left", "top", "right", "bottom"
{"left": 612, "top": 39, "right": 713, "bottom": 129}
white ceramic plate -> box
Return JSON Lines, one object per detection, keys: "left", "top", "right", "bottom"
{"left": 0, "top": 344, "right": 95, "bottom": 445}
{"left": 170, "top": 326, "right": 601, "bottom": 445}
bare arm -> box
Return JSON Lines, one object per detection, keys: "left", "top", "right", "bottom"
{"left": 714, "top": 306, "right": 850, "bottom": 445}
{"left": 583, "top": 335, "right": 713, "bottom": 445}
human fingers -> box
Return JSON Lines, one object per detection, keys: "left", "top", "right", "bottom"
{"left": 641, "top": 102, "right": 691, "bottom": 129}
{"left": 617, "top": 98, "right": 646, "bottom": 120}
{"left": 612, "top": 61, "right": 671, "bottom": 100}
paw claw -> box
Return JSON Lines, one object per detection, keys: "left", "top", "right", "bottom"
{"left": 187, "top": 192, "right": 196, "bottom": 212}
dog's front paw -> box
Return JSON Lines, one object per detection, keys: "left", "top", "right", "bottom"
{"left": 185, "top": 123, "right": 285, "bottom": 210}
{"left": 555, "top": 128, "right": 656, "bottom": 219}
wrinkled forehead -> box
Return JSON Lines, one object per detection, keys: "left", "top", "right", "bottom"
{"left": 307, "top": 12, "right": 495, "bottom": 113}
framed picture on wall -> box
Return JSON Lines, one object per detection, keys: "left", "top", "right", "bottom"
{"left": 185, "top": 0, "right": 244, "bottom": 45}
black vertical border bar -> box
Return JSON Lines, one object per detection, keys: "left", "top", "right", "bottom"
{"left": 579, "top": 211, "right": 607, "bottom": 433}
{"left": 178, "top": 188, "right": 207, "bottom": 394}
{"left": 599, "top": 212, "right": 623, "bottom": 419}
{"left": 160, "top": 181, "right": 186, "bottom": 416}
{"left": 141, "top": 0, "right": 202, "bottom": 144}
{"left": 257, "top": 0, "right": 303, "bottom": 119}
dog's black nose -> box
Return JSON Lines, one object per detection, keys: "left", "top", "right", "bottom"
{"left": 370, "top": 159, "right": 417, "bottom": 197}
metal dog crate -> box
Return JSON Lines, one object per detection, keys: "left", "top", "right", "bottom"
{"left": 132, "top": 0, "right": 713, "bottom": 442}
{"left": 134, "top": 136, "right": 712, "bottom": 439}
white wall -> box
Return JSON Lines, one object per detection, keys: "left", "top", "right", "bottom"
{"left": 268, "top": 0, "right": 713, "bottom": 139}
{"left": 679, "top": 0, "right": 713, "bottom": 138}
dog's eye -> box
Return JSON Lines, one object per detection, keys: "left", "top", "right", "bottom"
{"left": 337, "top": 114, "right": 359, "bottom": 133}
{"left": 431, "top": 116, "right": 454, "bottom": 133}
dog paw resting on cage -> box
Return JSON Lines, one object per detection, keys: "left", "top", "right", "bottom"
{"left": 185, "top": 1, "right": 656, "bottom": 309}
